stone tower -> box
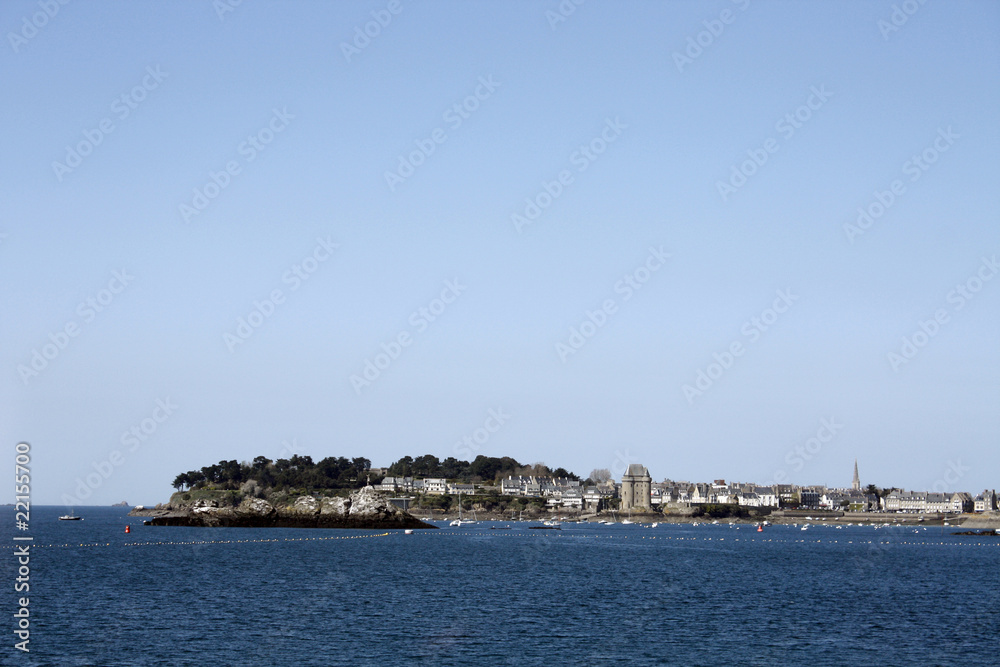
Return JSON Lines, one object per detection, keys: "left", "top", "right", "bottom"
{"left": 852, "top": 459, "right": 860, "bottom": 492}
{"left": 621, "top": 464, "right": 652, "bottom": 511}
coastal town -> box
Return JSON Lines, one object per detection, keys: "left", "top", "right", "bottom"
{"left": 374, "top": 461, "right": 998, "bottom": 519}
{"left": 166, "top": 454, "right": 997, "bottom": 525}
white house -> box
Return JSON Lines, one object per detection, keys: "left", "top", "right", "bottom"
{"left": 820, "top": 492, "right": 847, "bottom": 510}
{"left": 753, "top": 487, "right": 779, "bottom": 508}
{"left": 423, "top": 478, "right": 447, "bottom": 494}
{"left": 561, "top": 489, "right": 583, "bottom": 509}
{"left": 500, "top": 478, "right": 522, "bottom": 495}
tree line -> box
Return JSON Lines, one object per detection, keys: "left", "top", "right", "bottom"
{"left": 173, "top": 453, "right": 581, "bottom": 493}
{"left": 172, "top": 455, "right": 372, "bottom": 492}
{"left": 385, "top": 454, "right": 579, "bottom": 483}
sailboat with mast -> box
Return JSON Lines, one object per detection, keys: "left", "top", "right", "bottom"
{"left": 449, "top": 491, "right": 477, "bottom": 526}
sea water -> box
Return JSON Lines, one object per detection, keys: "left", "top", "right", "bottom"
{"left": 2, "top": 507, "right": 997, "bottom": 665}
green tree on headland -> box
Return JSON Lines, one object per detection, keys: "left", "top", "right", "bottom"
{"left": 173, "top": 453, "right": 579, "bottom": 493}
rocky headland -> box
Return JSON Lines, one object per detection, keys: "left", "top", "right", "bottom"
{"left": 129, "top": 485, "right": 435, "bottom": 530}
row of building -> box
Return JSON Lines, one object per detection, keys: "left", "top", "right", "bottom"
{"left": 376, "top": 463, "right": 998, "bottom": 515}
{"left": 617, "top": 463, "right": 999, "bottom": 514}
{"left": 378, "top": 477, "right": 473, "bottom": 495}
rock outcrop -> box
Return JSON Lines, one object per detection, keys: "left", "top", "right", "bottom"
{"left": 130, "top": 486, "right": 434, "bottom": 529}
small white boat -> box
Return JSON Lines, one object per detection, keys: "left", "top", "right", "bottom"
{"left": 651, "top": 522, "right": 659, "bottom": 528}
{"left": 59, "top": 511, "right": 82, "bottom": 521}
{"left": 404, "top": 529, "right": 413, "bottom": 535}
{"left": 621, "top": 520, "right": 634, "bottom": 525}
{"left": 449, "top": 491, "right": 476, "bottom": 527}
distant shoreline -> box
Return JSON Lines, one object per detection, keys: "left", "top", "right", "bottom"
{"left": 420, "top": 509, "right": 999, "bottom": 528}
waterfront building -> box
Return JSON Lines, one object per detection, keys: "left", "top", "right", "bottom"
{"left": 620, "top": 464, "right": 652, "bottom": 511}
{"left": 500, "top": 478, "right": 521, "bottom": 495}
{"left": 925, "top": 493, "right": 952, "bottom": 513}
{"left": 974, "top": 490, "right": 997, "bottom": 513}
{"left": 950, "top": 492, "right": 973, "bottom": 513}
{"left": 884, "top": 490, "right": 973, "bottom": 514}
{"left": 560, "top": 488, "right": 584, "bottom": 509}
{"left": 379, "top": 476, "right": 415, "bottom": 493}
{"left": 583, "top": 486, "right": 613, "bottom": 511}
{"left": 820, "top": 491, "right": 847, "bottom": 510}
{"left": 690, "top": 483, "right": 713, "bottom": 504}
{"left": 423, "top": 478, "right": 447, "bottom": 494}
{"left": 754, "top": 487, "right": 779, "bottom": 507}
{"left": 799, "top": 488, "right": 821, "bottom": 508}
{"left": 775, "top": 484, "right": 796, "bottom": 506}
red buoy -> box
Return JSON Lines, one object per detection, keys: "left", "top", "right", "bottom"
{"left": 125, "top": 525, "right": 131, "bottom": 534}
{"left": 757, "top": 524, "right": 763, "bottom": 532}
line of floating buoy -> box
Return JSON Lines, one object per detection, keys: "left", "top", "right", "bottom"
{"left": 0, "top": 532, "right": 395, "bottom": 549}
{"left": 2, "top": 531, "right": 995, "bottom": 549}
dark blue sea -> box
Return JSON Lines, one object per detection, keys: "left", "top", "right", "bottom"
{"left": 2, "top": 507, "right": 998, "bottom": 666}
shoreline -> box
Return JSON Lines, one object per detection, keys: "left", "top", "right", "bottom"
{"left": 418, "top": 509, "right": 998, "bottom": 528}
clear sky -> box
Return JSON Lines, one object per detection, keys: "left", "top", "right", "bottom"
{"left": 3, "top": 0, "right": 998, "bottom": 505}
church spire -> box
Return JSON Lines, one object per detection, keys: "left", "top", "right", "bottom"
{"left": 852, "top": 459, "right": 860, "bottom": 491}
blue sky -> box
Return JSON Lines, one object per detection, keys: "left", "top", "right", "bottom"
{"left": 2, "top": 0, "right": 997, "bottom": 505}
